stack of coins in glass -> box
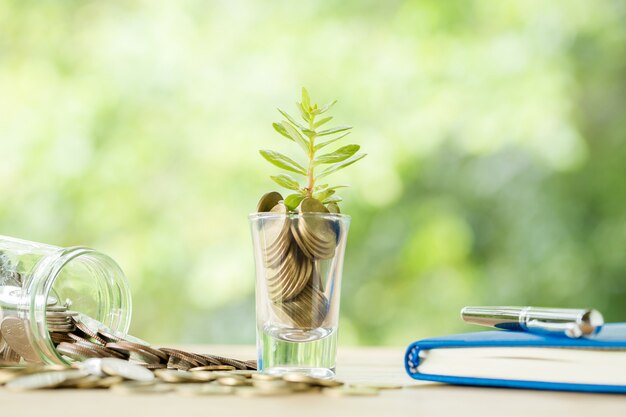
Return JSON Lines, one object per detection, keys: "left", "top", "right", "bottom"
{"left": 257, "top": 193, "right": 339, "bottom": 329}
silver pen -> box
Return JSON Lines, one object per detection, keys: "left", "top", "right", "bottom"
{"left": 461, "top": 306, "right": 604, "bottom": 338}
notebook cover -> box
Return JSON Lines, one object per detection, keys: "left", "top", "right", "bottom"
{"left": 405, "top": 323, "right": 626, "bottom": 394}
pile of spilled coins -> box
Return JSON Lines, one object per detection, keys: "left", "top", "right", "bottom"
{"left": 0, "top": 362, "right": 403, "bottom": 396}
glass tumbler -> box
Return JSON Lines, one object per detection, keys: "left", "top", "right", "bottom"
{"left": 250, "top": 212, "right": 350, "bottom": 378}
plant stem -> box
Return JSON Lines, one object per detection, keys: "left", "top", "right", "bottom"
{"left": 306, "top": 114, "right": 316, "bottom": 198}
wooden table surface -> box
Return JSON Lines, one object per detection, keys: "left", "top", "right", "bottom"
{"left": 1, "top": 346, "right": 624, "bottom": 417}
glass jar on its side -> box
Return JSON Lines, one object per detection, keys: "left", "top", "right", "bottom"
{"left": 0, "top": 235, "right": 131, "bottom": 365}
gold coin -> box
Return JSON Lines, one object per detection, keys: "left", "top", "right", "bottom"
{"left": 105, "top": 342, "right": 161, "bottom": 363}
{"left": 252, "top": 379, "right": 289, "bottom": 390}
{"left": 95, "top": 376, "right": 124, "bottom": 388}
{"left": 217, "top": 375, "right": 251, "bottom": 387}
{"left": 266, "top": 245, "right": 298, "bottom": 285}
{"left": 280, "top": 257, "right": 312, "bottom": 301}
{"left": 256, "top": 191, "right": 283, "bottom": 213}
{"left": 236, "top": 386, "right": 293, "bottom": 397}
{"left": 326, "top": 202, "right": 340, "bottom": 213}
{"left": 309, "top": 262, "right": 325, "bottom": 292}
{"left": 100, "top": 358, "right": 155, "bottom": 382}
{"left": 281, "top": 372, "right": 318, "bottom": 384}
{"left": 286, "top": 382, "right": 319, "bottom": 392}
{"left": 228, "top": 370, "right": 255, "bottom": 378}
{"left": 264, "top": 232, "right": 292, "bottom": 268}
{"left": 298, "top": 217, "right": 335, "bottom": 246}
{"left": 266, "top": 239, "right": 296, "bottom": 276}
{"left": 188, "top": 365, "right": 236, "bottom": 372}
{"left": 300, "top": 197, "right": 329, "bottom": 213}
{"left": 267, "top": 247, "right": 312, "bottom": 302}
{"left": 251, "top": 372, "right": 282, "bottom": 381}
{"left": 2, "top": 346, "right": 21, "bottom": 363}
{"left": 56, "top": 342, "right": 101, "bottom": 361}
{"left": 160, "top": 348, "right": 206, "bottom": 368}
{"left": 289, "top": 223, "right": 315, "bottom": 259}
{"left": 313, "top": 379, "right": 344, "bottom": 388}
{"left": 71, "top": 375, "right": 103, "bottom": 389}
{"left": 0, "top": 368, "right": 23, "bottom": 384}
{"left": 323, "top": 386, "right": 379, "bottom": 397}
{"left": 257, "top": 191, "right": 284, "bottom": 212}
{"left": 291, "top": 206, "right": 337, "bottom": 260}
{"left": 297, "top": 223, "right": 336, "bottom": 259}
{"left": 274, "top": 284, "right": 329, "bottom": 328}
{"left": 176, "top": 383, "right": 234, "bottom": 396}
{"left": 110, "top": 381, "right": 172, "bottom": 395}
{"left": 110, "top": 341, "right": 168, "bottom": 362}
{"left": 5, "top": 370, "right": 88, "bottom": 391}
{"left": 262, "top": 203, "right": 290, "bottom": 263}
{"left": 210, "top": 371, "right": 241, "bottom": 378}
{"left": 155, "top": 369, "right": 215, "bottom": 383}
{"left": 349, "top": 382, "right": 404, "bottom": 390}
{"left": 1, "top": 317, "right": 42, "bottom": 363}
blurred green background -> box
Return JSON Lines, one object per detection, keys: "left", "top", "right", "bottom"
{"left": 1, "top": 0, "right": 625, "bottom": 346}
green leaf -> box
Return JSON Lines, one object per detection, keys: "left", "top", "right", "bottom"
{"left": 313, "top": 116, "right": 333, "bottom": 129}
{"left": 322, "top": 194, "right": 343, "bottom": 204}
{"left": 314, "top": 188, "right": 335, "bottom": 202}
{"left": 272, "top": 122, "right": 293, "bottom": 141}
{"left": 301, "top": 87, "right": 311, "bottom": 109}
{"left": 317, "top": 125, "right": 352, "bottom": 137}
{"left": 259, "top": 150, "right": 307, "bottom": 175}
{"left": 315, "top": 184, "right": 349, "bottom": 192}
{"left": 298, "top": 102, "right": 311, "bottom": 123}
{"left": 314, "top": 144, "right": 360, "bottom": 165}
{"left": 270, "top": 174, "right": 301, "bottom": 191}
{"left": 316, "top": 153, "right": 366, "bottom": 179}
{"left": 314, "top": 100, "right": 337, "bottom": 115}
{"left": 284, "top": 193, "right": 305, "bottom": 211}
{"left": 281, "top": 121, "right": 310, "bottom": 153}
{"left": 278, "top": 109, "right": 307, "bottom": 132}
{"left": 326, "top": 184, "right": 350, "bottom": 191}
{"left": 314, "top": 132, "right": 351, "bottom": 150}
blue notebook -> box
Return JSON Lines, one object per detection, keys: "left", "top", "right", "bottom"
{"left": 405, "top": 323, "right": 626, "bottom": 393}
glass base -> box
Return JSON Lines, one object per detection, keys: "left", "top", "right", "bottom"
{"left": 259, "top": 325, "right": 337, "bottom": 378}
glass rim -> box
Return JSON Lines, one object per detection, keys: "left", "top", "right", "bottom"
{"left": 248, "top": 212, "right": 351, "bottom": 221}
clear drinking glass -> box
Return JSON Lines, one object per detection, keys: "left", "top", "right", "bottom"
{"left": 250, "top": 212, "right": 350, "bottom": 378}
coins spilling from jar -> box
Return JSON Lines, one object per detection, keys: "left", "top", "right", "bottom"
{"left": 0, "top": 301, "right": 255, "bottom": 372}
{"left": 256, "top": 193, "right": 341, "bottom": 329}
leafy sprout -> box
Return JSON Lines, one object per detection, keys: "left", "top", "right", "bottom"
{"left": 260, "top": 88, "right": 366, "bottom": 211}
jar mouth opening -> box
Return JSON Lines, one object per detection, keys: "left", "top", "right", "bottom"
{"left": 22, "top": 247, "right": 132, "bottom": 365}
